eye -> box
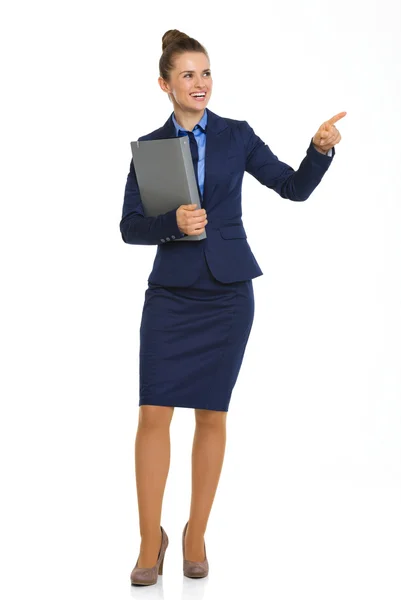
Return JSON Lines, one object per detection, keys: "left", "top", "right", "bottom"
{"left": 183, "top": 71, "right": 211, "bottom": 78}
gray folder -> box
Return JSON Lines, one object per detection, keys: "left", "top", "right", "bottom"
{"left": 131, "top": 136, "right": 206, "bottom": 242}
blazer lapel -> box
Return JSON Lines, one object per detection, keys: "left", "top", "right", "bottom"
{"left": 203, "top": 109, "right": 230, "bottom": 206}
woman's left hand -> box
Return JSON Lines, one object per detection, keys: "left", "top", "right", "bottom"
{"left": 312, "top": 111, "right": 347, "bottom": 154}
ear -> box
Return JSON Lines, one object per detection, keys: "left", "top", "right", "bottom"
{"left": 158, "top": 76, "right": 170, "bottom": 94}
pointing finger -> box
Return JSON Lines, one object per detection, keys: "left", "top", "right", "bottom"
{"left": 328, "top": 111, "right": 347, "bottom": 125}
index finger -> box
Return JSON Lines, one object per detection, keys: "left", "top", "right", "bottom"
{"left": 328, "top": 111, "right": 347, "bottom": 125}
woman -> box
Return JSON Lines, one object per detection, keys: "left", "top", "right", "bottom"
{"left": 120, "top": 29, "right": 345, "bottom": 586}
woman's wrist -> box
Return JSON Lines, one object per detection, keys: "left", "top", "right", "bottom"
{"left": 312, "top": 142, "right": 330, "bottom": 155}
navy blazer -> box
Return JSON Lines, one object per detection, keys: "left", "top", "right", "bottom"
{"left": 120, "top": 108, "right": 335, "bottom": 286}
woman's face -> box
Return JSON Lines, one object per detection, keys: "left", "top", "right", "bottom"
{"left": 159, "top": 51, "right": 213, "bottom": 112}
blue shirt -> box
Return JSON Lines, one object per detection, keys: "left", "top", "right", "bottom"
{"left": 171, "top": 110, "right": 208, "bottom": 198}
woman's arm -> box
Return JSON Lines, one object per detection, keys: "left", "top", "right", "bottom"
{"left": 240, "top": 121, "right": 335, "bottom": 202}
{"left": 119, "top": 159, "right": 185, "bottom": 245}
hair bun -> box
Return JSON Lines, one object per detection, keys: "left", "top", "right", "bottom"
{"left": 161, "top": 29, "right": 190, "bottom": 52}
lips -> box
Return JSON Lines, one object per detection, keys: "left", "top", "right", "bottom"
{"left": 190, "top": 93, "right": 207, "bottom": 103}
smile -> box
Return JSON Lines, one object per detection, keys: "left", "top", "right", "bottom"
{"left": 190, "top": 92, "right": 206, "bottom": 98}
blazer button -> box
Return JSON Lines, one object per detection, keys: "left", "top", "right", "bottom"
{"left": 161, "top": 238, "right": 165, "bottom": 243}
{"left": 171, "top": 235, "right": 175, "bottom": 240}
{"left": 166, "top": 237, "right": 170, "bottom": 241}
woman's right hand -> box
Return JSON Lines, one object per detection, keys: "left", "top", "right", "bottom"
{"left": 176, "top": 204, "right": 208, "bottom": 236}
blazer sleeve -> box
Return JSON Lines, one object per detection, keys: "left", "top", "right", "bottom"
{"left": 119, "top": 157, "right": 185, "bottom": 245}
{"left": 240, "top": 121, "right": 335, "bottom": 202}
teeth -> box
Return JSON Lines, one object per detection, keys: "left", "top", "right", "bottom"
{"left": 191, "top": 93, "right": 205, "bottom": 97}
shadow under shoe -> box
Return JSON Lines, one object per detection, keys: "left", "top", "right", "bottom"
{"left": 130, "top": 526, "right": 169, "bottom": 586}
{"left": 182, "top": 521, "right": 209, "bottom": 578}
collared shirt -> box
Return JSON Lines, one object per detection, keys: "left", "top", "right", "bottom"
{"left": 171, "top": 109, "right": 208, "bottom": 198}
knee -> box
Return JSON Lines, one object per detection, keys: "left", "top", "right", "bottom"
{"left": 195, "top": 408, "right": 227, "bottom": 428}
{"left": 138, "top": 405, "right": 174, "bottom": 429}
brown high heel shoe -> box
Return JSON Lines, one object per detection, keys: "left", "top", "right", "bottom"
{"left": 130, "top": 526, "right": 168, "bottom": 586}
{"left": 182, "top": 521, "right": 209, "bottom": 578}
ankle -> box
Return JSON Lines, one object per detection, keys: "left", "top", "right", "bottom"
{"left": 140, "top": 528, "right": 161, "bottom": 543}
{"left": 186, "top": 523, "right": 206, "bottom": 538}
{"left": 185, "top": 532, "right": 205, "bottom": 548}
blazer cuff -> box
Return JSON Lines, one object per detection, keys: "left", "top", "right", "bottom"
{"left": 307, "top": 137, "right": 335, "bottom": 164}
{"left": 158, "top": 207, "right": 186, "bottom": 244}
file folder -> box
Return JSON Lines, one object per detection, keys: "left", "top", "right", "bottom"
{"left": 131, "top": 136, "right": 206, "bottom": 242}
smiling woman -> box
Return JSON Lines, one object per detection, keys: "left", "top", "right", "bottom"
{"left": 127, "top": 29, "right": 257, "bottom": 587}
{"left": 123, "top": 27, "right": 338, "bottom": 588}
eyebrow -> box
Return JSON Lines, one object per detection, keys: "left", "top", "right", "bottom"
{"left": 179, "top": 69, "right": 211, "bottom": 74}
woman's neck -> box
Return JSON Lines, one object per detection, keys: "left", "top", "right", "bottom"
{"left": 173, "top": 106, "right": 205, "bottom": 132}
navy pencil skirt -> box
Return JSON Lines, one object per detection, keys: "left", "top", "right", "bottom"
{"left": 139, "top": 252, "right": 255, "bottom": 411}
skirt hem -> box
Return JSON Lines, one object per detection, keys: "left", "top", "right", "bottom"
{"left": 138, "top": 401, "right": 229, "bottom": 412}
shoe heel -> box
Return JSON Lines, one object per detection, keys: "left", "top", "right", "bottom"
{"left": 158, "top": 555, "right": 164, "bottom": 575}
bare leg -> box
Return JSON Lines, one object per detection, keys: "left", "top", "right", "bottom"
{"left": 184, "top": 408, "right": 227, "bottom": 561}
{"left": 135, "top": 405, "right": 174, "bottom": 568}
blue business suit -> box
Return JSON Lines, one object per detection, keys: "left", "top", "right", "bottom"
{"left": 120, "top": 108, "right": 335, "bottom": 411}
{"left": 120, "top": 108, "right": 335, "bottom": 287}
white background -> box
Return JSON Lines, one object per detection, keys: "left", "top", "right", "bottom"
{"left": 1, "top": 1, "right": 400, "bottom": 598}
